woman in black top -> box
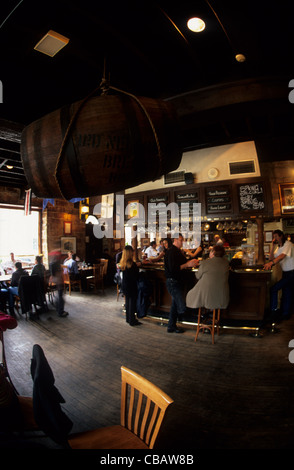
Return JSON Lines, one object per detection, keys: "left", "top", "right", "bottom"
{"left": 119, "top": 246, "right": 141, "bottom": 326}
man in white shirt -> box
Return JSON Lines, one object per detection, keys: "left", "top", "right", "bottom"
{"left": 264, "top": 230, "right": 294, "bottom": 320}
{"left": 145, "top": 241, "right": 158, "bottom": 259}
{"left": 1, "top": 252, "right": 17, "bottom": 274}
{"left": 64, "top": 252, "right": 80, "bottom": 280}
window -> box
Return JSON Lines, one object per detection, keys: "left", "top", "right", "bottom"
{"left": 0, "top": 207, "right": 40, "bottom": 265}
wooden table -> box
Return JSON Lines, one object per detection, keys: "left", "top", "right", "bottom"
{"left": 78, "top": 267, "right": 93, "bottom": 291}
{"left": 0, "top": 274, "right": 11, "bottom": 283}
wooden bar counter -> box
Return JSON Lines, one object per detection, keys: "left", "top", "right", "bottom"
{"left": 141, "top": 263, "right": 272, "bottom": 326}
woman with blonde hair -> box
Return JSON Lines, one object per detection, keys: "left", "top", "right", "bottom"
{"left": 119, "top": 246, "right": 141, "bottom": 326}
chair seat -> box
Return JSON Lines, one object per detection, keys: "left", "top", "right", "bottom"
{"left": 68, "top": 424, "right": 149, "bottom": 449}
{"left": 17, "top": 396, "right": 39, "bottom": 430}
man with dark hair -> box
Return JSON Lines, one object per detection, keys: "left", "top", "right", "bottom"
{"left": 264, "top": 229, "right": 294, "bottom": 320}
{"left": 8, "top": 262, "right": 28, "bottom": 316}
{"left": 31, "top": 255, "right": 46, "bottom": 280}
{"left": 164, "top": 234, "right": 198, "bottom": 333}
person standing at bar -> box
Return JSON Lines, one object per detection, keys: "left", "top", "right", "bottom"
{"left": 264, "top": 229, "right": 294, "bottom": 321}
{"left": 119, "top": 246, "right": 141, "bottom": 327}
{"left": 164, "top": 234, "right": 198, "bottom": 333}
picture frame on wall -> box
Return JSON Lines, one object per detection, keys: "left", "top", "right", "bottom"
{"left": 64, "top": 221, "right": 72, "bottom": 235}
{"left": 61, "top": 237, "right": 76, "bottom": 254}
{"left": 279, "top": 183, "right": 294, "bottom": 214}
{"left": 126, "top": 200, "right": 140, "bottom": 219}
{"left": 264, "top": 231, "right": 273, "bottom": 243}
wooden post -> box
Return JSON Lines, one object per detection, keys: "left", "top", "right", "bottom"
{"left": 132, "top": 224, "right": 138, "bottom": 261}
{"left": 256, "top": 217, "right": 265, "bottom": 265}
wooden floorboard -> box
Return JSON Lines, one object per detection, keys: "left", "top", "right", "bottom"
{"left": 3, "top": 286, "right": 294, "bottom": 451}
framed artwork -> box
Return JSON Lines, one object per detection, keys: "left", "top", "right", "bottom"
{"left": 279, "top": 183, "right": 294, "bottom": 214}
{"left": 64, "top": 221, "right": 72, "bottom": 235}
{"left": 126, "top": 200, "right": 140, "bottom": 219}
{"left": 264, "top": 231, "right": 273, "bottom": 243}
{"left": 61, "top": 237, "right": 76, "bottom": 254}
{"left": 142, "top": 238, "right": 150, "bottom": 247}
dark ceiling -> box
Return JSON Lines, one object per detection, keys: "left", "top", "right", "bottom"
{"left": 0, "top": 0, "right": 294, "bottom": 191}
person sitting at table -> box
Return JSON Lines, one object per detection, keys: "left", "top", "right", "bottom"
{"left": 31, "top": 255, "right": 46, "bottom": 281}
{"left": 64, "top": 253, "right": 80, "bottom": 281}
{"left": 7, "top": 262, "right": 28, "bottom": 316}
{"left": 1, "top": 252, "right": 17, "bottom": 275}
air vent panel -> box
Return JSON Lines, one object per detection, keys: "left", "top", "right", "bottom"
{"left": 164, "top": 171, "right": 185, "bottom": 184}
{"left": 229, "top": 160, "right": 255, "bottom": 175}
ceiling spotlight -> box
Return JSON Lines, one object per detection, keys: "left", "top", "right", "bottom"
{"left": 235, "top": 53, "right": 246, "bottom": 63}
{"left": 187, "top": 17, "right": 206, "bottom": 33}
{"left": 6, "top": 164, "right": 13, "bottom": 169}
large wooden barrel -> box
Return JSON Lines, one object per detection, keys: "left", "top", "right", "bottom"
{"left": 20, "top": 93, "right": 182, "bottom": 199}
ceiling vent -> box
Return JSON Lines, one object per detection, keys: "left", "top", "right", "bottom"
{"left": 34, "top": 30, "right": 70, "bottom": 57}
{"left": 164, "top": 171, "right": 185, "bottom": 185}
{"left": 229, "top": 160, "right": 256, "bottom": 175}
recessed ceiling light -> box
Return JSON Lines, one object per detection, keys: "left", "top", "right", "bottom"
{"left": 34, "top": 30, "right": 69, "bottom": 57}
{"left": 187, "top": 17, "right": 206, "bottom": 33}
{"left": 235, "top": 53, "right": 246, "bottom": 63}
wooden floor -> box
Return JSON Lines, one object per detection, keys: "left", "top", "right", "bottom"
{"left": 3, "top": 285, "right": 294, "bottom": 451}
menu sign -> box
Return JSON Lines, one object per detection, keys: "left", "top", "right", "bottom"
{"left": 205, "top": 186, "right": 232, "bottom": 213}
{"left": 148, "top": 194, "right": 169, "bottom": 218}
{"left": 175, "top": 192, "right": 199, "bottom": 218}
{"left": 238, "top": 183, "right": 265, "bottom": 211}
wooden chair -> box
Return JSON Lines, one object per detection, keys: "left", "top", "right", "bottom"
{"left": 195, "top": 307, "right": 221, "bottom": 345}
{"left": 86, "top": 263, "right": 104, "bottom": 293}
{"left": 68, "top": 366, "right": 174, "bottom": 449}
{"left": 97, "top": 258, "right": 109, "bottom": 283}
{"left": 62, "top": 265, "right": 82, "bottom": 295}
{"left": 25, "top": 347, "right": 173, "bottom": 449}
{"left": 44, "top": 270, "right": 56, "bottom": 305}
{"left": 100, "top": 259, "right": 108, "bottom": 278}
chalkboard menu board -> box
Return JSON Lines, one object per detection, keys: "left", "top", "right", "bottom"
{"left": 238, "top": 183, "right": 265, "bottom": 212}
{"left": 148, "top": 194, "right": 169, "bottom": 218}
{"left": 205, "top": 186, "right": 232, "bottom": 213}
{"left": 175, "top": 192, "right": 199, "bottom": 216}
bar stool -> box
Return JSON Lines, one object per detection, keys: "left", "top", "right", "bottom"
{"left": 195, "top": 307, "right": 221, "bottom": 344}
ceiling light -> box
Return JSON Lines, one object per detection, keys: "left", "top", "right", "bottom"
{"left": 34, "top": 30, "right": 69, "bottom": 57}
{"left": 187, "top": 17, "right": 206, "bottom": 33}
{"left": 6, "top": 164, "right": 13, "bottom": 169}
{"left": 235, "top": 53, "right": 246, "bottom": 63}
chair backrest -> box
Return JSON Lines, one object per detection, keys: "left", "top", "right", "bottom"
{"left": 18, "top": 274, "right": 45, "bottom": 311}
{"left": 120, "top": 366, "right": 173, "bottom": 449}
{"left": 98, "top": 259, "right": 108, "bottom": 276}
{"left": 61, "top": 265, "right": 70, "bottom": 282}
{"left": 93, "top": 263, "right": 103, "bottom": 279}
